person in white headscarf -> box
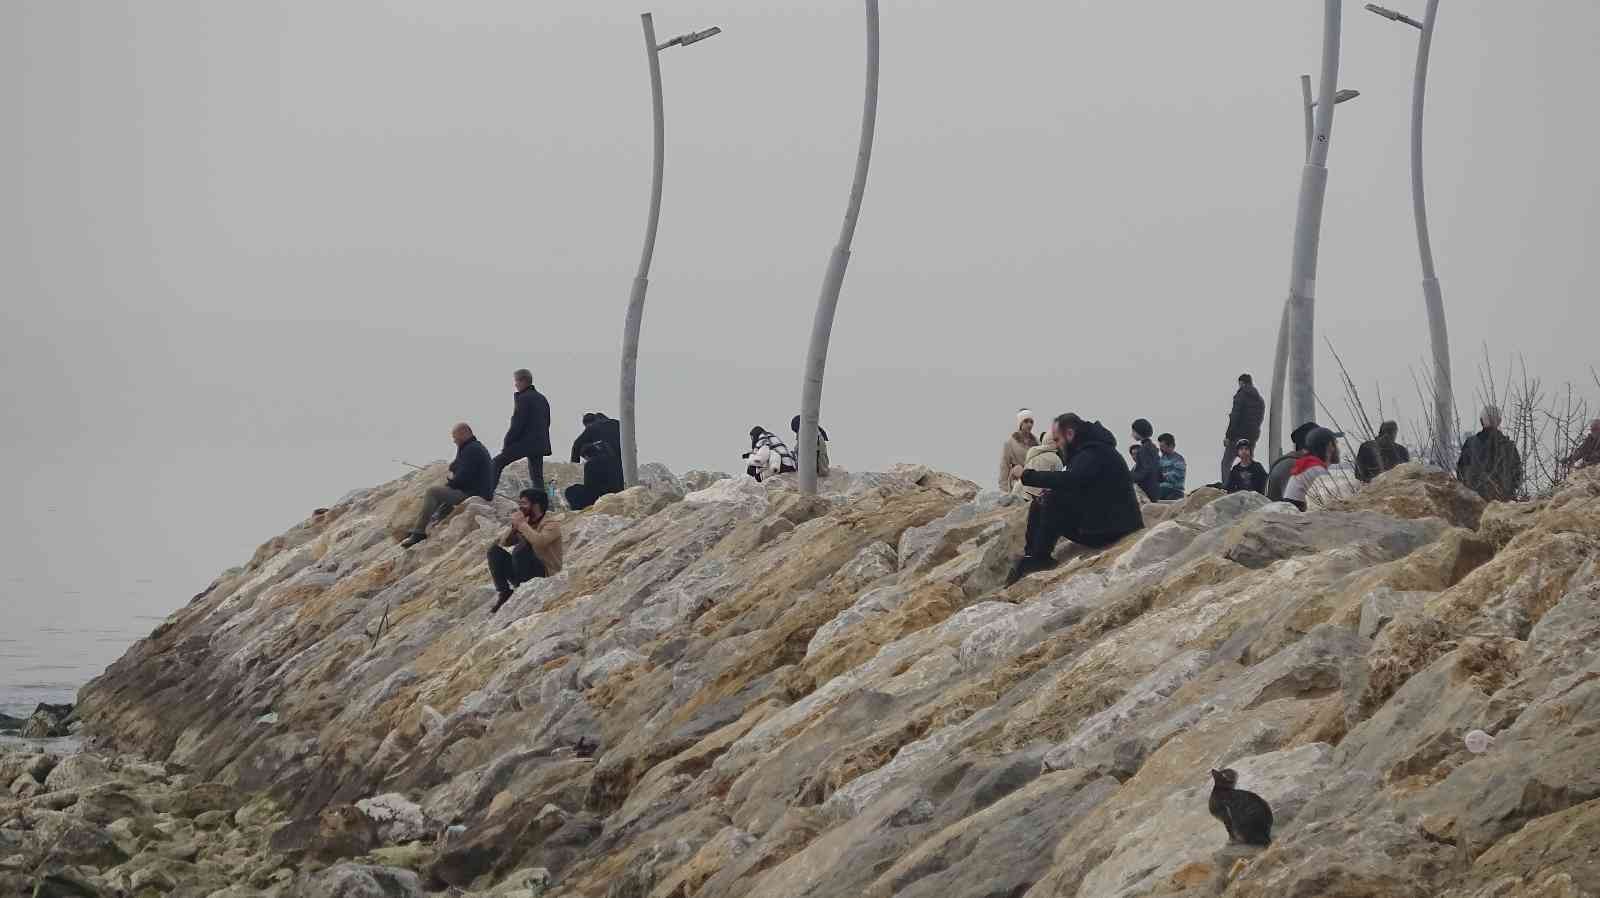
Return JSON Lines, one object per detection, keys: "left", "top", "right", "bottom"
{"left": 1000, "top": 408, "right": 1038, "bottom": 492}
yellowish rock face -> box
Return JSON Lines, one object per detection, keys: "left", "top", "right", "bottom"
{"left": 48, "top": 466, "right": 1600, "bottom": 897}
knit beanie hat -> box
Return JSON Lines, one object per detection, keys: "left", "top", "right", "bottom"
{"left": 1017, "top": 409, "right": 1034, "bottom": 428}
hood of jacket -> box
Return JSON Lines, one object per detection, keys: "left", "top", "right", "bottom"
{"left": 1070, "top": 420, "right": 1119, "bottom": 452}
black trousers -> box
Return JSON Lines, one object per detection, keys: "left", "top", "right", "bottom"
{"left": 492, "top": 448, "right": 545, "bottom": 493}
{"left": 566, "top": 483, "right": 612, "bottom": 511}
{"left": 1024, "top": 495, "right": 1126, "bottom": 560}
{"left": 487, "top": 542, "right": 547, "bottom": 596}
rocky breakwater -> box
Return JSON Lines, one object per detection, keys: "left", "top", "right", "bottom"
{"left": 15, "top": 460, "right": 1594, "bottom": 897}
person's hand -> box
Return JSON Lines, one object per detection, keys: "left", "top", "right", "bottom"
{"left": 511, "top": 511, "right": 526, "bottom": 527}
{"left": 1011, "top": 465, "right": 1025, "bottom": 480}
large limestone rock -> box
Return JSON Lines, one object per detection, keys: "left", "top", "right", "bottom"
{"left": 61, "top": 463, "right": 1600, "bottom": 898}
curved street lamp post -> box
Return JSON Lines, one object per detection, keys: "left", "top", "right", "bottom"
{"left": 1269, "top": 80, "right": 1359, "bottom": 459}
{"left": 618, "top": 15, "right": 722, "bottom": 487}
{"left": 1365, "top": 0, "right": 1455, "bottom": 466}
{"left": 798, "top": 0, "right": 881, "bottom": 495}
{"left": 1281, "top": 0, "right": 1348, "bottom": 445}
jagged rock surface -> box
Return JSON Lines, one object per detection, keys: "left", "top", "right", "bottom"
{"left": 29, "top": 464, "right": 1600, "bottom": 897}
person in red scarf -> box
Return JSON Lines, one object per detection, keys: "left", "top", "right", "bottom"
{"left": 1282, "top": 428, "right": 1340, "bottom": 511}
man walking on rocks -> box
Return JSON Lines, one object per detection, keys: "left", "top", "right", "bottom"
{"left": 493, "top": 369, "right": 552, "bottom": 493}
{"left": 401, "top": 423, "right": 494, "bottom": 548}
{"left": 1221, "top": 374, "right": 1265, "bottom": 483}
{"left": 1006, "top": 413, "right": 1144, "bottom": 585}
{"left": 487, "top": 489, "right": 564, "bottom": 612}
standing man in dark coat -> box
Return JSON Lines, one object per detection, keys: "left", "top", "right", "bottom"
{"left": 493, "top": 369, "right": 552, "bottom": 493}
{"left": 1006, "top": 413, "right": 1145, "bottom": 585}
{"left": 1457, "top": 406, "right": 1523, "bottom": 501}
{"left": 570, "top": 413, "right": 623, "bottom": 464}
{"left": 402, "top": 422, "right": 495, "bottom": 548}
{"left": 1355, "top": 420, "right": 1411, "bottom": 483}
{"left": 1222, "top": 374, "right": 1266, "bottom": 483}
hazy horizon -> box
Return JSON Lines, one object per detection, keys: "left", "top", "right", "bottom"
{"left": 3, "top": 1, "right": 1596, "bottom": 700}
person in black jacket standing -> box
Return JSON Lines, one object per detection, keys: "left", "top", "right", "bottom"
{"left": 402, "top": 423, "right": 495, "bottom": 547}
{"left": 493, "top": 369, "right": 552, "bottom": 492}
{"left": 1006, "top": 413, "right": 1145, "bottom": 585}
{"left": 1222, "top": 374, "right": 1266, "bottom": 483}
{"left": 1457, "top": 406, "right": 1523, "bottom": 501}
{"left": 1129, "top": 418, "right": 1163, "bottom": 502}
{"left": 570, "top": 413, "right": 623, "bottom": 464}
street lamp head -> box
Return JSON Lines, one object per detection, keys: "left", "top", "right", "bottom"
{"left": 1363, "top": 3, "right": 1424, "bottom": 28}
{"left": 1310, "top": 89, "right": 1361, "bottom": 108}
{"left": 664, "top": 26, "right": 721, "bottom": 49}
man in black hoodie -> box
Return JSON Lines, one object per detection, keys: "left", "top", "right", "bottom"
{"left": 1355, "top": 420, "right": 1411, "bottom": 483}
{"left": 1129, "top": 418, "right": 1162, "bottom": 502}
{"left": 1006, "top": 413, "right": 1145, "bottom": 585}
{"left": 570, "top": 413, "right": 623, "bottom": 464}
{"left": 402, "top": 423, "right": 495, "bottom": 548}
{"left": 493, "top": 369, "right": 553, "bottom": 492}
{"left": 1222, "top": 374, "right": 1266, "bottom": 483}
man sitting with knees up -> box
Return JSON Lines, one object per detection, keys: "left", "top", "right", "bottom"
{"left": 401, "top": 423, "right": 495, "bottom": 548}
{"left": 486, "top": 489, "right": 564, "bottom": 613}
{"left": 1006, "top": 413, "right": 1145, "bottom": 585}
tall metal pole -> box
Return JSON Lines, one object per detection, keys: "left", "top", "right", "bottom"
{"left": 1411, "top": 0, "right": 1453, "bottom": 466}
{"left": 618, "top": 14, "right": 666, "bottom": 488}
{"left": 1270, "top": 74, "right": 1317, "bottom": 460}
{"left": 798, "top": 0, "right": 880, "bottom": 495}
{"left": 1286, "top": 0, "right": 1344, "bottom": 430}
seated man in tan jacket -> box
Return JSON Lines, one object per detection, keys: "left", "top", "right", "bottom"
{"left": 487, "top": 488, "right": 564, "bottom": 613}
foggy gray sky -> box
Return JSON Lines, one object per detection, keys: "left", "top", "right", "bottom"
{"left": 3, "top": 1, "right": 1597, "bottom": 622}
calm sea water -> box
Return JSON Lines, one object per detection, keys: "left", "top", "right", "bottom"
{"left": 1, "top": 581, "right": 175, "bottom": 720}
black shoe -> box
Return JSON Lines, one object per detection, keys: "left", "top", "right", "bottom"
{"left": 1005, "top": 556, "right": 1057, "bottom": 587}
{"left": 490, "top": 590, "right": 512, "bottom": 614}
{"left": 400, "top": 532, "right": 427, "bottom": 549}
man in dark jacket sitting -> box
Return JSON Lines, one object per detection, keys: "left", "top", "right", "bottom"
{"left": 1355, "top": 420, "right": 1411, "bottom": 483}
{"left": 492, "top": 369, "right": 553, "bottom": 492}
{"left": 570, "top": 413, "right": 623, "bottom": 464}
{"left": 1006, "top": 413, "right": 1145, "bottom": 585}
{"left": 564, "top": 441, "right": 625, "bottom": 511}
{"left": 1224, "top": 439, "right": 1269, "bottom": 495}
{"left": 402, "top": 422, "right": 495, "bottom": 548}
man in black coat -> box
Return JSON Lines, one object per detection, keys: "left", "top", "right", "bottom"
{"left": 402, "top": 422, "right": 495, "bottom": 547}
{"left": 493, "top": 369, "right": 553, "bottom": 493}
{"left": 570, "top": 413, "right": 623, "bottom": 464}
{"left": 1222, "top": 374, "right": 1266, "bottom": 483}
{"left": 1006, "top": 414, "right": 1145, "bottom": 585}
{"left": 1457, "top": 406, "right": 1522, "bottom": 501}
{"left": 1355, "top": 420, "right": 1411, "bottom": 483}
{"left": 564, "top": 441, "right": 625, "bottom": 511}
